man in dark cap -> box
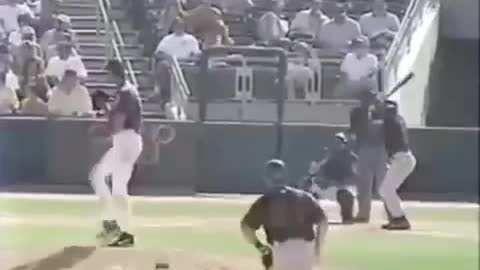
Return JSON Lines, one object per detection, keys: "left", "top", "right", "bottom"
{"left": 241, "top": 159, "right": 328, "bottom": 270}
{"left": 378, "top": 100, "right": 416, "bottom": 230}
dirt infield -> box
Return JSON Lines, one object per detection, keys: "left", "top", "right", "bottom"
{"left": 5, "top": 246, "right": 263, "bottom": 270}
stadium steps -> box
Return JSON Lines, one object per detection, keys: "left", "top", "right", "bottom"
{"left": 54, "top": 0, "right": 156, "bottom": 111}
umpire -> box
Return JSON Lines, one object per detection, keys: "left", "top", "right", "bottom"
{"left": 241, "top": 159, "right": 328, "bottom": 270}
{"left": 349, "top": 95, "right": 388, "bottom": 223}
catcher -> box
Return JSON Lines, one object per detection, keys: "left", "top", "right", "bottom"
{"left": 241, "top": 159, "right": 328, "bottom": 270}
{"left": 301, "top": 133, "right": 359, "bottom": 224}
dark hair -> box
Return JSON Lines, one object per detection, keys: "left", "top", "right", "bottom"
{"left": 105, "top": 59, "right": 125, "bottom": 79}
{"left": 17, "top": 14, "right": 30, "bottom": 24}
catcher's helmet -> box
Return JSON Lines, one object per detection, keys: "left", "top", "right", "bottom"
{"left": 264, "top": 159, "right": 288, "bottom": 186}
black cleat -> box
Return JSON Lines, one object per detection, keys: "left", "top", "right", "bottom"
{"left": 97, "top": 220, "right": 121, "bottom": 246}
{"left": 108, "top": 232, "right": 135, "bottom": 247}
{"left": 382, "top": 216, "right": 411, "bottom": 231}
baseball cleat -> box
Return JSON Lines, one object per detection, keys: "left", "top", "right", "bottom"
{"left": 108, "top": 232, "right": 135, "bottom": 247}
{"left": 97, "top": 220, "right": 122, "bottom": 247}
{"left": 381, "top": 217, "right": 411, "bottom": 230}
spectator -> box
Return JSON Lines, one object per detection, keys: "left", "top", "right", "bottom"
{"left": 290, "top": 0, "right": 328, "bottom": 40}
{"left": 20, "top": 76, "right": 49, "bottom": 115}
{"left": 44, "top": 30, "right": 77, "bottom": 61}
{"left": 318, "top": 2, "right": 361, "bottom": 51}
{"left": 154, "top": 17, "right": 201, "bottom": 60}
{"left": 0, "top": 0, "right": 33, "bottom": 33}
{"left": 360, "top": 0, "right": 400, "bottom": 38}
{"left": 45, "top": 39, "right": 87, "bottom": 85}
{"left": 48, "top": 69, "right": 93, "bottom": 116}
{"left": 12, "top": 40, "right": 44, "bottom": 98}
{"left": 8, "top": 14, "right": 35, "bottom": 48}
{"left": 91, "top": 89, "right": 112, "bottom": 116}
{"left": 202, "top": 18, "right": 234, "bottom": 47}
{"left": 40, "top": 14, "right": 76, "bottom": 55}
{"left": 180, "top": 0, "right": 224, "bottom": 38}
{"left": 0, "top": 71, "right": 19, "bottom": 113}
{"left": 334, "top": 37, "right": 378, "bottom": 99}
{"left": 0, "top": 44, "right": 19, "bottom": 91}
{"left": 0, "top": 19, "right": 7, "bottom": 41}
{"left": 286, "top": 41, "right": 314, "bottom": 100}
{"left": 257, "top": 0, "right": 289, "bottom": 43}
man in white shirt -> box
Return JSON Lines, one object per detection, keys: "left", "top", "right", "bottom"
{"left": 48, "top": 69, "right": 93, "bottom": 116}
{"left": 154, "top": 17, "right": 199, "bottom": 109}
{"left": 360, "top": 0, "right": 400, "bottom": 38}
{"left": 40, "top": 14, "right": 77, "bottom": 56}
{"left": 0, "top": 71, "right": 19, "bottom": 113}
{"left": 257, "top": 0, "right": 289, "bottom": 43}
{"left": 8, "top": 14, "right": 35, "bottom": 48}
{"left": 45, "top": 39, "right": 87, "bottom": 85}
{"left": 318, "top": 2, "right": 361, "bottom": 51}
{"left": 290, "top": 0, "right": 328, "bottom": 40}
{"left": 334, "top": 37, "right": 378, "bottom": 99}
{"left": 154, "top": 17, "right": 201, "bottom": 61}
{"left": 0, "top": 0, "right": 33, "bottom": 33}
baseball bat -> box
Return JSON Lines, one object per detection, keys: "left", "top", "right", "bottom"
{"left": 385, "top": 72, "right": 415, "bottom": 99}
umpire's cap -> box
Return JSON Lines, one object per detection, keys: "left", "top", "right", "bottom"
{"left": 264, "top": 159, "right": 288, "bottom": 185}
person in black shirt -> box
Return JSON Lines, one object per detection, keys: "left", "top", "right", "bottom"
{"left": 241, "top": 159, "right": 328, "bottom": 270}
{"left": 301, "top": 133, "right": 358, "bottom": 224}
{"left": 378, "top": 100, "right": 416, "bottom": 230}
{"left": 348, "top": 97, "right": 389, "bottom": 224}
{"left": 90, "top": 59, "right": 143, "bottom": 247}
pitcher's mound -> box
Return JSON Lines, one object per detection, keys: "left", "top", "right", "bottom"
{"left": 8, "top": 246, "right": 258, "bottom": 270}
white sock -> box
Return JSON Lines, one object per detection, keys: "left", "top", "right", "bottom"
{"left": 113, "top": 195, "right": 131, "bottom": 232}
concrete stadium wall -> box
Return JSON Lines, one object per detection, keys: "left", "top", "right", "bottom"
{"left": 440, "top": 0, "right": 479, "bottom": 40}
{"left": 0, "top": 118, "right": 478, "bottom": 200}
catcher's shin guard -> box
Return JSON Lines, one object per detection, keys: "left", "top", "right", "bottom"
{"left": 337, "top": 189, "right": 354, "bottom": 223}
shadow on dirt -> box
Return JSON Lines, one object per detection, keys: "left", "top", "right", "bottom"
{"left": 9, "top": 246, "right": 96, "bottom": 270}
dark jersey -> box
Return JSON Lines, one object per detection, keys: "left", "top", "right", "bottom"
{"left": 322, "top": 148, "right": 358, "bottom": 181}
{"left": 383, "top": 115, "right": 409, "bottom": 158}
{"left": 109, "top": 81, "right": 142, "bottom": 133}
{"left": 242, "top": 186, "right": 327, "bottom": 244}
{"left": 350, "top": 106, "right": 384, "bottom": 147}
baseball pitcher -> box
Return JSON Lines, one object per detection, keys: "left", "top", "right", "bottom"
{"left": 89, "top": 59, "right": 143, "bottom": 247}
{"left": 241, "top": 159, "right": 328, "bottom": 270}
{"left": 378, "top": 100, "right": 416, "bottom": 230}
{"left": 300, "top": 133, "right": 358, "bottom": 224}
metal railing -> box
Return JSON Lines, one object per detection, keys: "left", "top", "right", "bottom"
{"left": 96, "top": 0, "right": 138, "bottom": 87}
{"left": 153, "top": 53, "right": 191, "bottom": 120}
{"left": 383, "top": 0, "right": 434, "bottom": 86}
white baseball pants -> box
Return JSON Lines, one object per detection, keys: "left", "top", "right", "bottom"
{"left": 272, "top": 240, "right": 317, "bottom": 270}
{"left": 379, "top": 151, "right": 416, "bottom": 218}
{"left": 90, "top": 129, "right": 143, "bottom": 230}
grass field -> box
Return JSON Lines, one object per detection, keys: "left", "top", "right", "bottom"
{"left": 0, "top": 193, "right": 478, "bottom": 270}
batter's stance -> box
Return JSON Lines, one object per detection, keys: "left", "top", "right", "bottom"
{"left": 379, "top": 101, "right": 416, "bottom": 230}
{"left": 90, "top": 59, "right": 143, "bottom": 247}
{"left": 241, "top": 159, "right": 328, "bottom": 270}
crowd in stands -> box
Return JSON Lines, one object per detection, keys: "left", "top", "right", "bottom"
{"left": 0, "top": 0, "right": 91, "bottom": 117}
{"left": 138, "top": 0, "right": 401, "bottom": 104}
